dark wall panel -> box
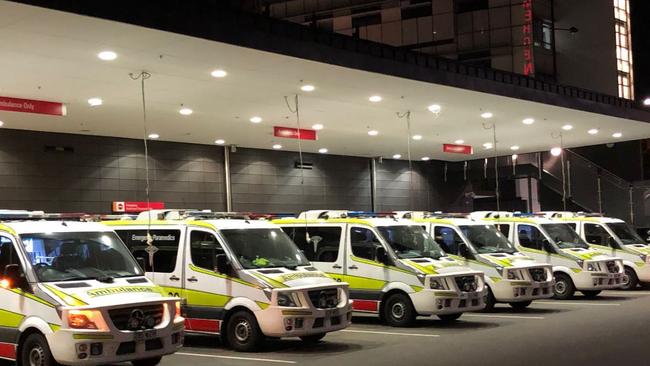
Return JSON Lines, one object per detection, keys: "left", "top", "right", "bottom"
{"left": 0, "top": 129, "right": 226, "bottom": 212}
{"left": 229, "top": 148, "right": 372, "bottom": 213}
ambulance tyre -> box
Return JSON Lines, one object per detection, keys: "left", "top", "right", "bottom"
{"left": 483, "top": 287, "right": 496, "bottom": 312}
{"left": 580, "top": 290, "right": 601, "bottom": 298}
{"left": 132, "top": 357, "right": 163, "bottom": 366}
{"left": 225, "top": 310, "right": 265, "bottom": 352}
{"left": 509, "top": 300, "right": 532, "bottom": 310}
{"left": 621, "top": 266, "right": 639, "bottom": 290}
{"left": 21, "top": 333, "right": 57, "bottom": 366}
{"left": 553, "top": 273, "right": 575, "bottom": 300}
{"left": 383, "top": 293, "right": 416, "bottom": 327}
{"left": 300, "top": 333, "right": 326, "bottom": 343}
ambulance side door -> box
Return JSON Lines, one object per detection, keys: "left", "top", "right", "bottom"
{"left": 515, "top": 224, "right": 552, "bottom": 262}
{"left": 582, "top": 222, "right": 616, "bottom": 255}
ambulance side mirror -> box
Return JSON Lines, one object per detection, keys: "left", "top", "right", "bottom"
{"left": 458, "top": 243, "right": 470, "bottom": 258}
{"left": 375, "top": 246, "right": 389, "bottom": 265}
{"left": 542, "top": 239, "right": 554, "bottom": 253}
{"left": 215, "top": 254, "right": 231, "bottom": 275}
{"left": 2, "top": 264, "right": 24, "bottom": 289}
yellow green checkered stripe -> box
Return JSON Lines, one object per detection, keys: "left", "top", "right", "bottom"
{"left": 0, "top": 309, "right": 24, "bottom": 328}
{"left": 43, "top": 284, "right": 87, "bottom": 306}
{"left": 190, "top": 264, "right": 258, "bottom": 288}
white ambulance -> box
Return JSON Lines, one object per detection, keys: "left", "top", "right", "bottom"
{"left": 402, "top": 212, "right": 554, "bottom": 310}
{"left": 104, "top": 210, "right": 352, "bottom": 352}
{"left": 541, "top": 211, "right": 650, "bottom": 290}
{"left": 0, "top": 213, "right": 183, "bottom": 366}
{"left": 471, "top": 211, "right": 625, "bottom": 299}
{"left": 274, "top": 210, "right": 486, "bottom": 326}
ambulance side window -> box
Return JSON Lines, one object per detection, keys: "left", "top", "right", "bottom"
{"left": 190, "top": 230, "right": 226, "bottom": 270}
{"left": 350, "top": 227, "right": 381, "bottom": 261}
{"left": 433, "top": 227, "right": 463, "bottom": 255}
{"left": 517, "top": 225, "right": 545, "bottom": 250}
{"left": 116, "top": 230, "right": 181, "bottom": 273}
{"left": 0, "top": 236, "right": 19, "bottom": 275}
{"left": 584, "top": 224, "right": 612, "bottom": 246}
{"left": 496, "top": 224, "right": 510, "bottom": 237}
{"left": 285, "top": 227, "right": 341, "bottom": 263}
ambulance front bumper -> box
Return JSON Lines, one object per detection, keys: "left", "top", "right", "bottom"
{"left": 412, "top": 272, "right": 487, "bottom": 315}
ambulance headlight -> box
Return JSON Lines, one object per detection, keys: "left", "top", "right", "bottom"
{"left": 586, "top": 263, "right": 597, "bottom": 272}
{"left": 277, "top": 293, "right": 301, "bottom": 307}
{"left": 506, "top": 270, "right": 521, "bottom": 280}
{"left": 641, "top": 254, "right": 650, "bottom": 264}
{"left": 429, "top": 279, "right": 445, "bottom": 290}
{"left": 67, "top": 310, "right": 108, "bottom": 330}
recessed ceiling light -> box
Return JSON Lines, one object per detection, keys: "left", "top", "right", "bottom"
{"left": 412, "top": 135, "right": 423, "bottom": 140}
{"left": 272, "top": 144, "right": 282, "bottom": 150}
{"left": 393, "top": 154, "right": 402, "bottom": 159}
{"left": 428, "top": 104, "right": 441, "bottom": 113}
{"left": 588, "top": 128, "right": 599, "bottom": 135}
{"left": 421, "top": 157, "right": 430, "bottom": 161}
{"left": 368, "top": 130, "right": 379, "bottom": 136}
{"left": 511, "top": 154, "right": 518, "bottom": 160}
{"left": 522, "top": 118, "right": 535, "bottom": 125}
{"left": 318, "top": 148, "right": 328, "bottom": 154}
{"left": 369, "top": 95, "right": 382, "bottom": 103}
{"left": 562, "top": 124, "right": 573, "bottom": 131}
{"left": 215, "top": 139, "right": 225, "bottom": 145}
{"left": 97, "top": 51, "right": 117, "bottom": 61}
{"left": 87, "top": 98, "right": 102, "bottom": 107}
{"left": 510, "top": 145, "right": 520, "bottom": 151}
{"left": 211, "top": 69, "right": 227, "bottom": 78}
{"left": 481, "top": 112, "right": 493, "bottom": 119}
{"left": 179, "top": 108, "right": 193, "bottom": 116}
{"left": 148, "top": 133, "right": 159, "bottom": 139}
{"left": 551, "top": 147, "right": 562, "bottom": 156}
{"left": 455, "top": 139, "right": 465, "bottom": 144}
{"left": 644, "top": 97, "right": 650, "bottom": 106}
{"left": 249, "top": 116, "right": 263, "bottom": 123}
{"left": 0, "top": 121, "right": 5, "bottom": 127}
{"left": 312, "top": 123, "right": 324, "bottom": 130}
{"left": 483, "top": 142, "right": 493, "bottom": 149}
{"left": 612, "top": 132, "right": 622, "bottom": 138}
{"left": 301, "top": 84, "right": 315, "bottom": 92}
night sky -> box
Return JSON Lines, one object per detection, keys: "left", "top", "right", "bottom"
{"left": 631, "top": 0, "right": 650, "bottom": 101}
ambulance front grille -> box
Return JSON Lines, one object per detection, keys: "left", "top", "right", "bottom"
{"left": 108, "top": 304, "right": 164, "bottom": 331}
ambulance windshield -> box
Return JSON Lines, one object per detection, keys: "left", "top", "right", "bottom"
{"left": 377, "top": 225, "right": 446, "bottom": 259}
{"left": 221, "top": 228, "right": 310, "bottom": 269}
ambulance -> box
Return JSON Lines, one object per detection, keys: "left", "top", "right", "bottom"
{"left": 274, "top": 210, "right": 486, "bottom": 326}
{"left": 402, "top": 212, "right": 554, "bottom": 310}
{"left": 471, "top": 211, "right": 625, "bottom": 299}
{"left": 541, "top": 211, "right": 650, "bottom": 290}
{"left": 0, "top": 212, "right": 184, "bottom": 366}
{"left": 104, "top": 210, "right": 352, "bottom": 352}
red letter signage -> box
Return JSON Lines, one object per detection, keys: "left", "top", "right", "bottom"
{"left": 0, "top": 96, "right": 66, "bottom": 116}
{"left": 522, "top": 0, "right": 535, "bottom": 76}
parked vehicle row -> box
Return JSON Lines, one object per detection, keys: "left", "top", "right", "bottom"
{"left": 0, "top": 209, "right": 644, "bottom": 365}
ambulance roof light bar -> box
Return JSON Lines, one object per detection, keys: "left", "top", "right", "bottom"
{"left": 136, "top": 209, "right": 252, "bottom": 221}
{"left": 297, "top": 210, "right": 396, "bottom": 220}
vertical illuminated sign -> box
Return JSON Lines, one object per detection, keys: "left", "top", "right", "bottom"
{"left": 522, "top": 0, "right": 535, "bottom": 76}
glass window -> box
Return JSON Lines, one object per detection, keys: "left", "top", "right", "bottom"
{"left": 190, "top": 231, "right": 226, "bottom": 271}
{"left": 433, "top": 226, "right": 464, "bottom": 255}
{"left": 460, "top": 225, "right": 516, "bottom": 254}
{"left": 21, "top": 232, "right": 143, "bottom": 282}
{"left": 116, "top": 230, "right": 181, "bottom": 273}
{"left": 221, "top": 229, "right": 310, "bottom": 269}
{"left": 284, "top": 226, "right": 341, "bottom": 263}
{"left": 584, "top": 223, "right": 613, "bottom": 246}
{"left": 541, "top": 224, "right": 589, "bottom": 249}
{"left": 495, "top": 223, "right": 510, "bottom": 237}
{"left": 0, "top": 236, "right": 19, "bottom": 275}
{"left": 376, "top": 225, "right": 446, "bottom": 259}
{"left": 350, "top": 227, "right": 382, "bottom": 261}
{"left": 517, "top": 224, "right": 547, "bottom": 250}
{"left": 607, "top": 222, "right": 644, "bottom": 245}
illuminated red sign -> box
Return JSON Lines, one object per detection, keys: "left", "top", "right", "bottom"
{"left": 0, "top": 96, "right": 66, "bottom": 116}
{"left": 273, "top": 126, "right": 317, "bottom": 140}
{"left": 522, "top": 0, "right": 535, "bottom": 76}
{"left": 443, "top": 144, "right": 473, "bottom": 155}
{"left": 112, "top": 201, "right": 165, "bottom": 213}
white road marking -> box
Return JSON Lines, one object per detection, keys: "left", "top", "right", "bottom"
{"left": 341, "top": 329, "right": 440, "bottom": 338}
{"left": 464, "top": 314, "right": 545, "bottom": 320}
{"left": 534, "top": 301, "right": 621, "bottom": 306}
{"left": 174, "top": 352, "right": 297, "bottom": 364}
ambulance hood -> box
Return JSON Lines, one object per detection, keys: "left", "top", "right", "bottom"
{"left": 41, "top": 277, "right": 165, "bottom": 307}
{"left": 247, "top": 266, "right": 337, "bottom": 288}
{"left": 560, "top": 247, "right": 613, "bottom": 261}
{"left": 623, "top": 244, "right": 650, "bottom": 256}
{"left": 476, "top": 252, "right": 540, "bottom": 269}
{"left": 401, "top": 256, "right": 476, "bottom": 275}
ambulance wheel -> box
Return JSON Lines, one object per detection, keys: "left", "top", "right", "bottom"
{"left": 21, "top": 333, "right": 57, "bottom": 366}
{"left": 437, "top": 313, "right": 462, "bottom": 322}
{"left": 580, "top": 290, "right": 601, "bottom": 298}
{"left": 383, "top": 293, "right": 416, "bottom": 327}
{"left": 621, "top": 266, "right": 639, "bottom": 290}
{"left": 509, "top": 300, "right": 532, "bottom": 310}
{"left": 553, "top": 273, "right": 575, "bottom": 300}
{"left": 483, "top": 287, "right": 496, "bottom": 312}
{"left": 226, "top": 310, "right": 265, "bottom": 352}
{"left": 132, "top": 357, "right": 162, "bottom": 366}
{"left": 300, "top": 333, "right": 326, "bottom": 343}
